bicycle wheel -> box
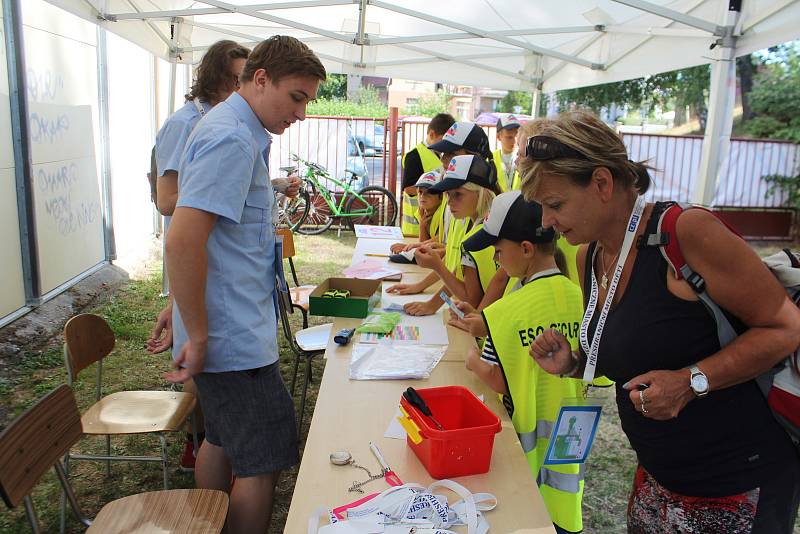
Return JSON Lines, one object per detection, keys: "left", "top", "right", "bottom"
{"left": 297, "top": 188, "right": 334, "bottom": 235}
{"left": 344, "top": 186, "right": 398, "bottom": 229}
{"left": 275, "top": 189, "right": 309, "bottom": 231}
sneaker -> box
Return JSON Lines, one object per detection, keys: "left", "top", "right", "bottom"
{"left": 179, "top": 440, "right": 197, "bottom": 472}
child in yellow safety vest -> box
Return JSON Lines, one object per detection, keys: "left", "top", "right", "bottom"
{"left": 387, "top": 121, "right": 500, "bottom": 312}
{"left": 398, "top": 112, "right": 455, "bottom": 238}
{"left": 388, "top": 171, "right": 449, "bottom": 264}
{"left": 462, "top": 190, "right": 587, "bottom": 534}
{"left": 393, "top": 154, "right": 500, "bottom": 315}
{"left": 492, "top": 114, "right": 522, "bottom": 193}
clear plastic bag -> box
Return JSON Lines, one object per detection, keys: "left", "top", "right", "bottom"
{"left": 349, "top": 343, "right": 445, "bottom": 380}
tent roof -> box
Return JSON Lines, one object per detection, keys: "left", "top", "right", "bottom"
{"left": 48, "top": 0, "right": 800, "bottom": 91}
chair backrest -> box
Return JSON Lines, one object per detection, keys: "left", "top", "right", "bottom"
{"left": 0, "top": 385, "right": 82, "bottom": 508}
{"left": 63, "top": 314, "right": 115, "bottom": 378}
{"left": 275, "top": 228, "right": 296, "bottom": 259}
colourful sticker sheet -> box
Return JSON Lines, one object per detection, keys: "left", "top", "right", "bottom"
{"left": 361, "top": 325, "right": 421, "bottom": 344}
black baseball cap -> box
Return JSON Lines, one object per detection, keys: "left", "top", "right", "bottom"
{"left": 428, "top": 121, "right": 491, "bottom": 157}
{"left": 428, "top": 155, "right": 495, "bottom": 193}
{"left": 462, "top": 190, "right": 555, "bottom": 251}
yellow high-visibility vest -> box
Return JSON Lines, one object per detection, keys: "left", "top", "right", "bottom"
{"left": 401, "top": 144, "right": 441, "bottom": 237}
{"left": 493, "top": 148, "right": 521, "bottom": 193}
{"left": 482, "top": 273, "right": 585, "bottom": 532}
{"left": 460, "top": 223, "right": 498, "bottom": 292}
{"left": 428, "top": 201, "right": 447, "bottom": 244}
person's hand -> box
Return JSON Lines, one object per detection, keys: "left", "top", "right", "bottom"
{"left": 403, "top": 242, "right": 423, "bottom": 252}
{"left": 414, "top": 246, "right": 442, "bottom": 270}
{"left": 404, "top": 299, "right": 439, "bottom": 316}
{"left": 529, "top": 328, "right": 575, "bottom": 375}
{"left": 390, "top": 242, "right": 406, "bottom": 254}
{"left": 386, "top": 283, "right": 421, "bottom": 295}
{"left": 623, "top": 369, "right": 695, "bottom": 420}
{"left": 454, "top": 301, "right": 475, "bottom": 315}
{"left": 164, "top": 339, "right": 206, "bottom": 383}
{"left": 147, "top": 305, "right": 173, "bottom": 354}
{"left": 465, "top": 346, "right": 481, "bottom": 372}
{"left": 284, "top": 176, "right": 302, "bottom": 198}
{"left": 449, "top": 312, "right": 487, "bottom": 338}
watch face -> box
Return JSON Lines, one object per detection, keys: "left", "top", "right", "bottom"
{"left": 691, "top": 374, "right": 709, "bottom": 393}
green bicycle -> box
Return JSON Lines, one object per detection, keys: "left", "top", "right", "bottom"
{"left": 287, "top": 153, "right": 398, "bottom": 235}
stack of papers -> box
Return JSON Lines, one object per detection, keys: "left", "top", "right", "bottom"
{"left": 343, "top": 261, "right": 402, "bottom": 281}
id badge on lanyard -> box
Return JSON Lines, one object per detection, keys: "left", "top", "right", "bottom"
{"left": 545, "top": 195, "right": 647, "bottom": 466}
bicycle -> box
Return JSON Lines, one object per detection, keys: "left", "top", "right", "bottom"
{"left": 274, "top": 167, "right": 310, "bottom": 231}
{"left": 287, "top": 153, "right": 398, "bottom": 235}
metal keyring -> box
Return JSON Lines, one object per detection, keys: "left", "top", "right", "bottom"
{"left": 330, "top": 450, "right": 353, "bottom": 466}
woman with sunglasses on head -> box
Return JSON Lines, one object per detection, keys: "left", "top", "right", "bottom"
{"left": 522, "top": 111, "right": 800, "bottom": 534}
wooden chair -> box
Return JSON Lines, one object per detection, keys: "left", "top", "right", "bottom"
{"left": 0, "top": 385, "right": 228, "bottom": 533}
{"left": 62, "top": 314, "right": 197, "bottom": 491}
{"left": 275, "top": 274, "right": 330, "bottom": 432}
{"left": 276, "top": 228, "right": 316, "bottom": 329}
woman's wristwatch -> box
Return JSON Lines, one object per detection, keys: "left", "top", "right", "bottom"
{"left": 688, "top": 365, "right": 709, "bottom": 397}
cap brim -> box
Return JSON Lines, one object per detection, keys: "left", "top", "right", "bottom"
{"left": 462, "top": 228, "right": 498, "bottom": 252}
{"left": 428, "top": 139, "right": 461, "bottom": 153}
{"left": 428, "top": 177, "right": 464, "bottom": 193}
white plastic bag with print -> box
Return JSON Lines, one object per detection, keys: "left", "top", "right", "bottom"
{"left": 308, "top": 479, "right": 497, "bottom": 534}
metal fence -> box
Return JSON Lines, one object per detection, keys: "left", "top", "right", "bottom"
{"left": 267, "top": 115, "right": 798, "bottom": 211}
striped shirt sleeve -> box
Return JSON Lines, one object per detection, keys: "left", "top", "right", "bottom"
{"left": 480, "top": 331, "right": 500, "bottom": 366}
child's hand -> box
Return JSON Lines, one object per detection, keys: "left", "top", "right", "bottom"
{"left": 454, "top": 301, "right": 475, "bottom": 315}
{"left": 390, "top": 242, "right": 406, "bottom": 254}
{"left": 404, "top": 299, "right": 439, "bottom": 316}
{"left": 386, "top": 283, "right": 420, "bottom": 295}
{"left": 414, "top": 246, "right": 441, "bottom": 270}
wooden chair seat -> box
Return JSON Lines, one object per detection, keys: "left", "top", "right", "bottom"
{"left": 290, "top": 285, "right": 315, "bottom": 310}
{"left": 81, "top": 391, "right": 196, "bottom": 435}
{"left": 87, "top": 488, "right": 228, "bottom": 533}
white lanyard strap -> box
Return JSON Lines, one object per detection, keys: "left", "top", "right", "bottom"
{"left": 580, "top": 195, "right": 647, "bottom": 383}
{"left": 192, "top": 98, "right": 206, "bottom": 117}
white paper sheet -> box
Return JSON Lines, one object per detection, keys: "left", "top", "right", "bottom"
{"left": 354, "top": 225, "right": 404, "bottom": 239}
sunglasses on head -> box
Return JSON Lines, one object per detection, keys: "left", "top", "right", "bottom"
{"left": 526, "top": 136, "right": 588, "bottom": 161}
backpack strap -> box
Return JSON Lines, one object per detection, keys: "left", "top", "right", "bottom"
{"left": 651, "top": 202, "right": 738, "bottom": 348}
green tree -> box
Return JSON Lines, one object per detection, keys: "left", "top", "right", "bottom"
{"left": 317, "top": 73, "right": 346, "bottom": 100}
{"left": 307, "top": 85, "right": 388, "bottom": 117}
{"left": 497, "top": 91, "right": 533, "bottom": 114}
{"left": 402, "top": 90, "right": 452, "bottom": 117}
{"left": 743, "top": 44, "right": 800, "bottom": 141}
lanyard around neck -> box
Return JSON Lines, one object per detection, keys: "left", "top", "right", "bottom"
{"left": 579, "top": 195, "right": 647, "bottom": 383}
{"left": 192, "top": 99, "right": 206, "bottom": 117}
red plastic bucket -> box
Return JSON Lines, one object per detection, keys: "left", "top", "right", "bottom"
{"left": 399, "top": 385, "right": 502, "bottom": 479}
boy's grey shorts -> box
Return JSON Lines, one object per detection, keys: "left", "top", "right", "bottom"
{"left": 192, "top": 362, "right": 299, "bottom": 477}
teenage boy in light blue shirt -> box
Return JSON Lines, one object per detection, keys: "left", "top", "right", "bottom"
{"left": 165, "top": 36, "right": 326, "bottom": 534}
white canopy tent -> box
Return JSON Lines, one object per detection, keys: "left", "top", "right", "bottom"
{"left": 44, "top": 0, "right": 800, "bottom": 204}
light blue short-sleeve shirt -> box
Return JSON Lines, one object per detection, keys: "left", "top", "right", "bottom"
{"left": 171, "top": 91, "right": 277, "bottom": 373}
{"left": 155, "top": 99, "right": 212, "bottom": 177}
{"left": 155, "top": 99, "right": 211, "bottom": 230}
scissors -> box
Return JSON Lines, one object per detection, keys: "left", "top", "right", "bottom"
{"left": 369, "top": 441, "right": 403, "bottom": 486}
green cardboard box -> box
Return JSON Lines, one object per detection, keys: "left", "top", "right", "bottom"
{"left": 309, "top": 278, "right": 381, "bottom": 318}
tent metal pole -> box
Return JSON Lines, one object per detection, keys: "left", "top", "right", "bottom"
{"left": 692, "top": 2, "right": 740, "bottom": 206}
{"left": 610, "top": 0, "right": 722, "bottom": 34}
{"left": 105, "top": 0, "right": 352, "bottom": 21}
{"left": 162, "top": 22, "right": 181, "bottom": 297}
{"left": 3, "top": 0, "right": 41, "bottom": 305}
{"left": 97, "top": 27, "right": 116, "bottom": 261}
